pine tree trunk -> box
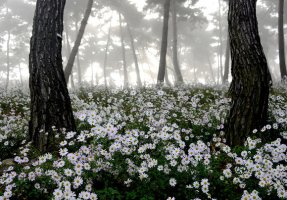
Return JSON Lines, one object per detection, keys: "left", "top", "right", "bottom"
{"left": 165, "top": 69, "right": 172, "bottom": 86}
{"left": 64, "top": 24, "right": 75, "bottom": 89}
{"left": 222, "top": 36, "right": 230, "bottom": 83}
{"left": 64, "top": 0, "right": 93, "bottom": 83}
{"left": 29, "top": 0, "right": 76, "bottom": 152}
{"left": 127, "top": 23, "right": 142, "bottom": 87}
{"left": 119, "top": 13, "right": 129, "bottom": 88}
{"left": 226, "top": 0, "right": 271, "bottom": 147}
{"left": 218, "top": 0, "right": 223, "bottom": 83}
{"left": 171, "top": 0, "right": 184, "bottom": 84}
{"left": 5, "top": 30, "right": 10, "bottom": 91}
{"left": 157, "top": 0, "right": 171, "bottom": 84}
{"left": 103, "top": 19, "right": 112, "bottom": 88}
{"left": 279, "top": 0, "right": 287, "bottom": 80}
{"left": 207, "top": 56, "right": 216, "bottom": 82}
{"left": 18, "top": 64, "right": 23, "bottom": 86}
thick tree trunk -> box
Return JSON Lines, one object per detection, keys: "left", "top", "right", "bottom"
{"left": 127, "top": 23, "right": 142, "bottom": 87}
{"left": 279, "top": 0, "right": 287, "bottom": 80}
{"left": 222, "top": 36, "right": 230, "bottom": 83}
{"left": 29, "top": 0, "right": 76, "bottom": 152}
{"left": 64, "top": 0, "right": 93, "bottom": 83}
{"left": 119, "top": 13, "right": 129, "bottom": 88}
{"left": 103, "top": 19, "right": 112, "bottom": 88}
{"left": 226, "top": 0, "right": 271, "bottom": 146}
{"left": 5, "top": 30, "right": 10, "bottom": 91}
{"left": 157, "top": 0, "right": 171, "bottom": 84}
{"left": 171, "top": 0, "right": 184, "bottom": 84}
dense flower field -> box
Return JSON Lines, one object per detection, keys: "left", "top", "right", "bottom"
{"left": 0, "top": 85, "right": 287, "bottom": 200}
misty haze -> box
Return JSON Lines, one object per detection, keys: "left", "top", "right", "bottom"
{"left": 0, "top": 0, "right": 287, "bottom": 199}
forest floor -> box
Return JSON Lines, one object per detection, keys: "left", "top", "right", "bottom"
{"left": 0, "top": 84, "right": 287, "bottom": 199}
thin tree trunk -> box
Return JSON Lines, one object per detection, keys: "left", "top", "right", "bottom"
{"left": 64, "top": 23, "right": 75, "bottom": 89}
{"left": 29, "top": 0, "right": 76, "bottom": 152}
{"left": 226, "top": 0, "right": 271, "bottom": 146}
{"left": 103, "top": 19, "right": 112, "bottom": 88}
{"left": 165, "top": 69, "right": 172, "bottom": 86}
{"left": 222, "top": 36, "right": 230, "bottom": 83}
{"left": 279, "top": 0, "right": 287, "bottom": 80}
{"left": 119, "top": 13, "right": 128, "bottom": 88}
{"left": 18, "top": 64, "right": 23, "bottom": 86}
{"left": 127, "top": 23, "right": 142, "bottom": 87}
{"left": 157, "top": 0, "right": 171, "bottom": 84}
{"left": 64, "top": 0, "right": 93, "bottom": 83}
{"left": 171, "top": 0, "right": 184, "bottom": 84}
{"left": 218, "top": 0, "right": 223, "bottom": 83}
{"left": 207, "top": 56, "right": 216, "bottom": 82}
{"left": 5, "top": 29, "right": 10, "bottom": 91}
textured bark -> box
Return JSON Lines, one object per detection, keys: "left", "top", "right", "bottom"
{"left": 226, "top": 0, "right": 271, "bottom": 146}
{"left": 64, "top": 0, "right": 93, "bottom": 83}
{"left": 157, "top": 0, "right": 171, "bottom": 84}
{"left": 119, "top": 13, "right": 129, "bottom": 88}
{"left": 279, "top": 0, "right": 287, "bottom": 80}
{"left": 222, "top": 36, "right": 230, "bottom": 83}
{"left": 171, "top": 0, "right": 184, "bottom": 84}
{"left": 103, "top": 19, "right": 112, "bottom": 88}
{"left": 5, "top": 30, "right": 10, "bottom": 91}
{"left": 127, "top": 23, "right": 142, "bottom": 87}
{"left": 29, "top": 0, "right": 76, "bottom": 152}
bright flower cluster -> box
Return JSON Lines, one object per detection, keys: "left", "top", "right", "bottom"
{"left": 0, "top": 85, "right": 286, "bottom": 199}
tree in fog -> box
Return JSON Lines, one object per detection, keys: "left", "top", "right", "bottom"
{"left": 171, "top": 0, "right": 184, "bottom": 84}
{"left": 64, "top": 0, "right": 94, "bottom": 83}
{"left": 278, "top": 0, "right": 287, "bottom": 80}
{"left": 157, "top": 0, "right": 171, "bottom": 84}
{"left": 226, "top": 0, "right": 271, "bottom": 146}
{"left": 29, "top": 0, "right": 76, "bottom": 152}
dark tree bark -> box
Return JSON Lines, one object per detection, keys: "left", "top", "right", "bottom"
{"left": 222, "top": 36, "right": 230, "bottom": 83}
{"left": 119, "top": 13, "right": 129, "bottom": 88}
{"left": 279, "top": 0, "right": 287, "bottom": 80}
{"left": 29, "top": 0, "right": 76, "bottom": 152}
{"left": 127, "top": 23, "right": 142, "bottom": 87}
{"left": 64, "top": 0, "right": 93, "bottom": 83}
{"left": 226, "top": 0, "right": 271, "bottom": 146}
{"left": 171, "top": 0, "right": 184, "bottom": 84}
{"left": 103, "top": 19, "right": 112, "bottom": 88}
{"left": 157, "top": 0, "right": 171, "bottom": 84}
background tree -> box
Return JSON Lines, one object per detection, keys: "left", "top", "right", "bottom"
{"left": 278, "top": 0, "right": 287, "bottom": 80}
{"left": 64, "top": 0, "right": 93, "bottom": 83}
{"left": 226, "top": 0, "right": 272, "bottom": 146}
{"left": 29, "top": 0, "right": 76, "bottom": 152}
{"left": 157, "top": 0, "right": 171, "bottom": 84}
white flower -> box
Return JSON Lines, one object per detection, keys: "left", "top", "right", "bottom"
{"left": 167, "top": 197, "right": 175, "bottom": 200}
{"left": 53, "top": 188, "right": 63, "bottom": 199}
{"left": 73, "top": 176, "right": 83, "bottom": 188}
{"left": 169, "top": 178, "right": 177, "bottom": 187}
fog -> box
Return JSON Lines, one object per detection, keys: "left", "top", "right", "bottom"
{"left": 0, "top": 0, "right": 282, "bottom": 88}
